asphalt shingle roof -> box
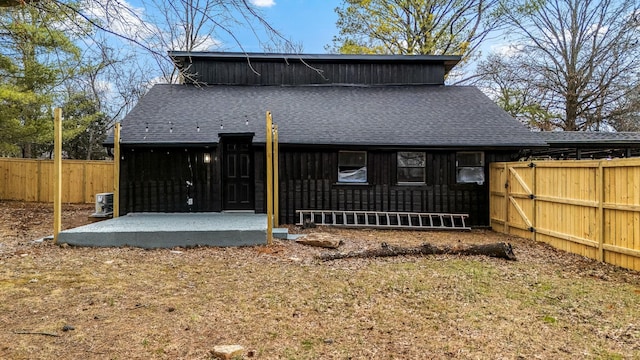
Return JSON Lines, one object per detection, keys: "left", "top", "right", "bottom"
{"left": 536, "top": 131, "right": 640, "bottom": 145}
{"left": 118, "top": 84, "right": 547, "bottom": 148}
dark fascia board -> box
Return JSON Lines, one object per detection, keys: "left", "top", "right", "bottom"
{"left": 547, "top": 141, "right": 640, "bottom": 147}
{"left": 546, "top": 140, "right": 640, "bottom": 146}
{"left": 105, "top": 133, "right": 256, "bottom": 148}
{"left": 106, "top": 142, "right": 218, "bottom": 148}
{"left": 168, "top": 51, "right": 462, "bottom": 75}
{"left": 107, "top": 139, "right": 548, "bottom": 150}
{"left": 538, "top": 131, "right": 640, "bottom": 146}
{"left": 107, "top": 141, "right": 545, "bottom": 152}
{"left": 244, "top": 142, "right": 547, "bottom": 152}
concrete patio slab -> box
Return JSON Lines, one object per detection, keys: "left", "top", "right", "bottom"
{"left": 57, "top": 212, "right": 267, "bottom": 249}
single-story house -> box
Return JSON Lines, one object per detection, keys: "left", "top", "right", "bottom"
{"left": 111, "top": 52, "right": 554, "bottom": 227}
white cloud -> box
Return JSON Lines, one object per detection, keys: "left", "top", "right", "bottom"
{"left": 250, "top": 0, "right": 275, "bottom": 7}
{"left": 585, "top": 24, "right": 608, "bottom": 38}
{"left": 168, "top": 35, "right": 223, "bottom": 51}
{"left": 191, "top": 36, "right": 223, "bottom": 51}
{"left": 490, "top": 43, "right": 524, "bottom": 57}
{"left": 145, "top": 75, "right": 169, "bottom": 86}
{"left": 82, "top": 0, "right": 155, "bottom": 42}
{"left": 94, "top": 79, "right": 114, "bottom": 94}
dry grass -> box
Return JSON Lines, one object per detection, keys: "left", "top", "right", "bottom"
{"left": 1, "top": 201, "right": 639, "bottom": 359}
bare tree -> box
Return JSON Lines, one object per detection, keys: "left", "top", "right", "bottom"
{"left": 142, "top": 0, "right": 228, "bottom": 83}
{"left": 608, "top": 84, "right": 640, "bottom": 131}
{"left": 475, "top": 53, "right": 558, "bottom": 130}
{"left": 1, "top": 0, "right": 294, "bottom": 158}
{"left": 63, "top": 44, "right": 152, "bottom": 158}
{"left": 13, "top": 0, "right": 293, "bottom": 84}
{"left": 136, "top": 0, "right": 297, "bottom": 83}
{"left": 482, "top": 0, "right": 640, "bottom": 131}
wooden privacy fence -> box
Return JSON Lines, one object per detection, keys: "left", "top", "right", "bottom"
{"left": 0, "top": 158, "right": 114, "bottom": 204}
{"left": 490, "top": 158, "right": 640, "bottom": 272}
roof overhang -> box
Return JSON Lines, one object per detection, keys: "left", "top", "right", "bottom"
{"left": 168, "top": 51, "right": 462, "bottom": 75}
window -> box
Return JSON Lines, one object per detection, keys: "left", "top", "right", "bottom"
{"left": 397, "top": 152, "right": 425, "bottom": 183}
{"left": 456, "top": 152, "right": 485, "bottom": 184}
{"left": 338, "top": 151, "right": 367, "bottom": 183}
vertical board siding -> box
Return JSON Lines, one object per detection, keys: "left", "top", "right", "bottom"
{"left": 120, "top": 147, "right": 220, "bottom": 214}
{"left": 490, "top": 158, "right": 640, "bottom": 272}
{"left": 118, "top": 146, "right": 511, "bottom": 228}
{"left": 278, "top": 149, "right": 504, "bottom": 227}
{"left": 0, "top": 158, "right": 113, "bottom": 203}
{"left": 189, "top": 59, "right": 445, "bottom": 85}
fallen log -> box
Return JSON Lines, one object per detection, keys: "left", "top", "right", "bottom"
{"left": 13, "top": 330, "right": 60, "bottom": 337}
{"left": 317, "top": 242, "right": 516, "bottom": 261}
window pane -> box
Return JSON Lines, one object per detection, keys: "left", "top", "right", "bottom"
{"left": 457, "top": 167, "right": 485, "bottom": 184}
{"left": 339, "top": 151, "right": 366, "bottom": 167}
{"left": 398, "top": 152, "right": 425, "bottom": 167}
{"left": 338, "top": 167, "right": 367, "bottom": 183}
{"left": 457, "top": 152, "right": 483, "bottom": 167}
{"left": 398, "top": 167, "right": 425, "bottom": 183}
{"left": 338, "top": 151, "right": 367, "bottom": 183}
{"left": 397, "top": 152, "right": 425, "bottom": 183}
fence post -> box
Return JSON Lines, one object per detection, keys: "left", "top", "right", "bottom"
{"left": 504, "top": 163, "right": 510, "bottom": 234}
{"left": 36, "top": 160, "right": 42, "bottom": 202}
{"left": 597, "top": 161, "right": 604, "bottom": 262}
{"left": 82, "top": 161, "right": 87, "bottom": 203}
{"left": 532, "top": 162, "right": 537, "bottom": 242}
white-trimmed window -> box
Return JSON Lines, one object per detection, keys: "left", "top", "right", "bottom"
{"left": 456, "top": 152, "right": 485, "bottom": 184}
{"left": 338, "top": 151, "right": 367, "bottom": 183}
{"left": 397, "top": 152, "right": 425, "bottom": 184}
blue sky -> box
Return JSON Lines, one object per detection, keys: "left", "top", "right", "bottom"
{"left": 83, "top": 0, "right": 343, "bottom": 54}
{"left": 91, "top": 0, "right": 508, "bottom": 57}
{"left": 232, "top": 0, "right": 343, "bottom": 53}
{"left": 227, "top": 0, "right": 507, "bottom": 58}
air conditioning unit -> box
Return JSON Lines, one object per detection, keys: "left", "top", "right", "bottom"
{"left": 92, "top": 192, "right": 114, "bottom": 218}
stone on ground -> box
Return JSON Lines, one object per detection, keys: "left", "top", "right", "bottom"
{"left": 296, "top": 233, "right": 342, "bottom": 249}
{"left": 211, "top": 344, "right": 244, "bottom": 359}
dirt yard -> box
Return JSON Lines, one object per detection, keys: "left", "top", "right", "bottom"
{"left": 1, "top": 201, "right": 639, "bottom": 359}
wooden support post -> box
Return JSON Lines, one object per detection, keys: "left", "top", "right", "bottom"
{"left": 266, "top": 112, "right": 273, "bottom": 245}
{"left": 113, "top": 122, "right": 121, "bottom": 218}
{"left": 273, "top": 124, "right": 279, "bottom": 227}
{"left": 531, "top": 163, "right": 537, "bottom": 242}
{"left": 53, "top": 108, "right": 62, "bottom": 244}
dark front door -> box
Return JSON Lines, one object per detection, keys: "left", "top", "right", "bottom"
{"left": 222, "top": 137, "right": 254, "bottom": 210}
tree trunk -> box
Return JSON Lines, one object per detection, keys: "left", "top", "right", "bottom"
{"left": 317, "top": 242, "right": 516, "bottom": 261}
{"left": 86, "top": 131, "right": 94, "bottom": 160}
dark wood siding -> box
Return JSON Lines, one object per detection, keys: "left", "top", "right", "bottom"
{"left": 186, "top": 59, "right": 445, "bottom": 85}
{"left": 120, "top": 146, "right": 221, "bottom": 214}
{"left": 254, "top": 147, "right": 265, "bottom": 213}
{"left": 277, "top": 148, "right": 514, "bottom": 227}
{"left": 120, "top": 144, "right": 515, "bottom": 227}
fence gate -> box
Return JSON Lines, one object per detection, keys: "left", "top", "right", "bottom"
{"left": 491, "top": 158, "right": 640, "bottom": 273}
{"left": 490, "top": 162, "right": 537, "bottom": 241}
